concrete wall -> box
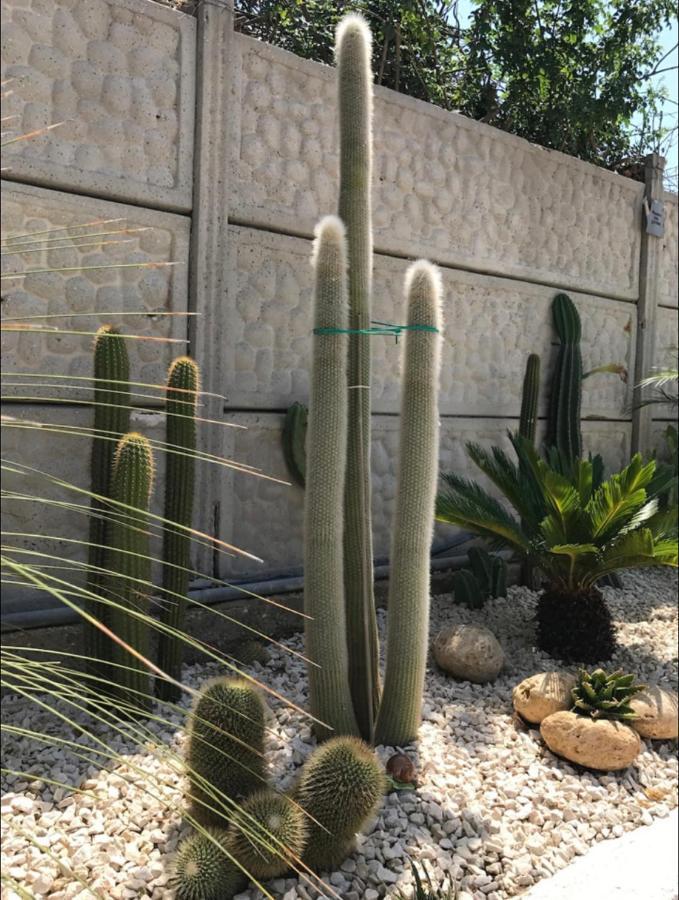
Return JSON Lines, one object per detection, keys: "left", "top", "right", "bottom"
{"left": 1, "top": 0, "right": 677, "bottom": 592}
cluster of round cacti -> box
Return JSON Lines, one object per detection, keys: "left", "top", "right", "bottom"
{"left": 173, "top": 676, "right": 386, "bottom": 898}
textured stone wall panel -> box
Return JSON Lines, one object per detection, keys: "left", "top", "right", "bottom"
{"left": 1, "top": 182, "right": 190, "bottom": 398}
{"left": 0, "top": 0, "right": 195, "bottom": 210}
{"left": 219, "top": 413, "right": 632, "bottom": 579}
{"left": 232, "top": 36, "right": 642, "bottom": 300}
{"left": 655, "top": 306, "right": 678, "bottom": 370}
{"left": 225, "top": 226, "right": 634, "bottom": 420}
{"left": 659, "top": 194, "right": 678, "bottom": 308}
{"left": 1, "top": 404, "right": 166, "bottom": 577}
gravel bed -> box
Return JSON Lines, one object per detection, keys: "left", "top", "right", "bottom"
{"left": 2, "top": 568, "right": 677, "bottom": 900}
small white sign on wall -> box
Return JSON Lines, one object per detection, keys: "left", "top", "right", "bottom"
{"left": 644, "top": 198, "right": 665, "bottom": 237}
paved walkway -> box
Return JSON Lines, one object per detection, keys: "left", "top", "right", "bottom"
{"left": 522, "top": 811, "right": 678, "bottom": 900}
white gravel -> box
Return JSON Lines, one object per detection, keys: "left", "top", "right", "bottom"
{"left": 1, "top": 567, "right": 677, "bottom": 900}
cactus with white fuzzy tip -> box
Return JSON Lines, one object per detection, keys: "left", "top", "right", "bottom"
{"left": 336, "top": 13, "right": 381, "bottom": 741}
{"left": 304, "top": 217, "right": 359, "bottom": 740}
{"left": 374, "top": 261, "right": 443, "bottom": 746}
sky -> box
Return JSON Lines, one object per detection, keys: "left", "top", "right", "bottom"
{"left": 454, "top": 1, "right": 679, "bottom": 189}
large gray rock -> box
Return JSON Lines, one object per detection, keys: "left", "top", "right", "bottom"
{"left": 540, "top": 711, "right": 641, "bottom": 771}
{"left": 630, "top": 687, "right": 679, "bottom": 740}
{"left": 432, "top": 624, "right": 504, "bottom": 684}
{"left": 513, "top": 672, "right": 577, "bottom": 724}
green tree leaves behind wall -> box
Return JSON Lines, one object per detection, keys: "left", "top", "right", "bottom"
{"left": 234, "top": 0, "right": 677, "bottom": 176}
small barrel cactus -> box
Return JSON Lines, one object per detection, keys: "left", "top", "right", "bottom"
{"left": 571, "top": 669, "right": 646, "bottom": 721}
{"left": 186, "top": 677, "right": 267, "bottom": 826}
{"left": 229, "top": 789, "right": 308, "bottom": 880}
{"left": 296, "top": 736, "right": 386, "bottom": 871}
{"left": 173, "top": 828, "right": 244, "bottom": 900}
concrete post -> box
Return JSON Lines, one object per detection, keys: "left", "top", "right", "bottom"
{"left": 188, "top": 0, "right": 234, "bottom": 575}
{"left": 631, "top": 153, "right": 666, "bottom": 456}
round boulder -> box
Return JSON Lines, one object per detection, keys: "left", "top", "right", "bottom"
{"left": 540, "top": 710, "right": 641, "bottom": 771}
{"left": 432, "top": 624, "right": 504, "bottom": 684}
{"left": 630, "top": 687, "right": 678, "bottom": 740}
{"left": 513, "top": 672, "right": 577, "bottom": 724}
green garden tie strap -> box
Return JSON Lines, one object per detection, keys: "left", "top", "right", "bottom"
{"left": 313, "top": 320, "right": 440, "bottom": 343}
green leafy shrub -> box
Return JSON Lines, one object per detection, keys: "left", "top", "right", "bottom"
{"left": 437, "top": 445, "right": 678, "bottom": 661}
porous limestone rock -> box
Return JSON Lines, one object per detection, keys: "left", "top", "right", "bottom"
{"left": 540, "top": 711, "right": 641, "bottom": 771}
{"left": 630, "top": 687, "right": 679, "bottom": 740}
{"left": 513, "top": 672, "right": 577, "bottom": 724}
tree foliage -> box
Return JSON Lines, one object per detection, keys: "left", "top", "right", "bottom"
{"left": 234, "top": 0, "right": 677, "bottom": 175}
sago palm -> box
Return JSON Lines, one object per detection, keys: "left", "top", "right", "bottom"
{"left": 436, "top": 438, "right": 678, "bottom": 662}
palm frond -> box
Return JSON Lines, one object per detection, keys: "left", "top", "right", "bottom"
{"left": 436, "top": 474, "right": 530, "bottom": 552}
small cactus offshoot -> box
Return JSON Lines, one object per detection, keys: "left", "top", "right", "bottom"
{"left": 172, "top": 828, "right": 244, "bottom": 900}
{"left": 186, "top": 677, "right": 267, "bottom": 826}
{"left": 297, "top": 736, "right": 386, "bottom": 870}
{"left": 571, "top": 669, "right": 646, "bottom": 721}
{"left": 229, "top": 789, "right": 308, "bottom": 879}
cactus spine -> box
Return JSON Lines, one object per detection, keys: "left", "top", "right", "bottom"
{"left": 186, "top": 677, "right": 267, "bottom": 826}
{"left": 296, "top": 737, "right": 385, "bottom": 871}
{"left": 229, "top": 790, "right": 308, "bottom": 880}
{"left": 85, "top": 325, "right": 130, "bottom": 677}
{"left": 282, "top": 402, "right": 308, "bottom": 487}
{"left": 173, "top": 829, "right": 244, "bottom": 900}
{"left": 548, "top": 293, "right": 583, "bottom": 462}
{"left": 156, "top": 356, "right": 199, "bottom": 702}
{"left": 305, "top": 218, "right": 359, "bottom": 740}
{"left": 104, "top": 432, "right": 154, "bottom": 714}
{"left": 337, "top": 14, "right": 381, "bottom": 740}
{"left": 519, "top": 353, "right": 540, "bottom": 445}
{"left": 374, "top": 262, "right": 443, "bottom": 746}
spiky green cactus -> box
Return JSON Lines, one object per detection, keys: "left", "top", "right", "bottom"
{"left": 229, "top": 790, "right": 308, "bottom": 880}
{"left": 282, "top": 402, "right": 308, "bottom": 488}
{"left": 337, "top": 13, "right": 381, "bottom": 741}
{"left": 156, "top": 356, "right": 199, "bottom": 702}
{"left": 519, "top": 353, "right": 540, "bottom": 445}
{"left": 375, "top": 261, "right": 443, "bottom": 746}
{"left": 85, "top": 325, "right": 130, "bottom": 678}
{"left": 297, "top": 737, "right": 385, "bottom": 871}
{"left": 571, "top": 669, "right": 646, "bottom": 721}
{"left": 305, "top": 216, "right": 359, "bottom": 741}
{"left": 453, "top": 569, "right": 484, "bottom": 609}
{"left": 173, "top": 829, "right": 245, "bottom": 900}
{"left": 104, "top": 432, "right": 154, "bottom": 715}
{"left": 186, "top": 677, "right": 267, "bottom": 826}
{"left": 547, "top": 293, "right": 583, "bottom": 462}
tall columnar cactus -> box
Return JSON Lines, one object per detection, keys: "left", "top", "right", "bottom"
{"left": 156, "top": 356, "right": 199, "bottom": 702}
{"left": 172, "top": 829, "right": 245, "bottom": 900}
{"left": 305, "top": 217, "right": 359, "bottom": 740}
{"left": 547, "top": 293, "right": 583, "bottom": 462}
{"left": 229, "top": 790, "right": 308, "bottom": 880}
{"left": 336, "top": 14, "right": 381, "bottom": 741}
{"left": 85, "top": 325, "right": 130, "bottom": 675}
{"left": 374, "top": 262, "right": 443, "bottom": 746}
{"left": 186, "top": 677, "right": 267, "bottom": 826}
{"left": 519, "top": 353, "right": 540, "bottom": 445}
{"left": 282, "top": 402, "right": 308, "bottom": 488}
{"left": 104, "top": 432, "right": 154, "bottom": 715}
{"left": 296, "top": 737, "right": 386, "bottom": 871}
